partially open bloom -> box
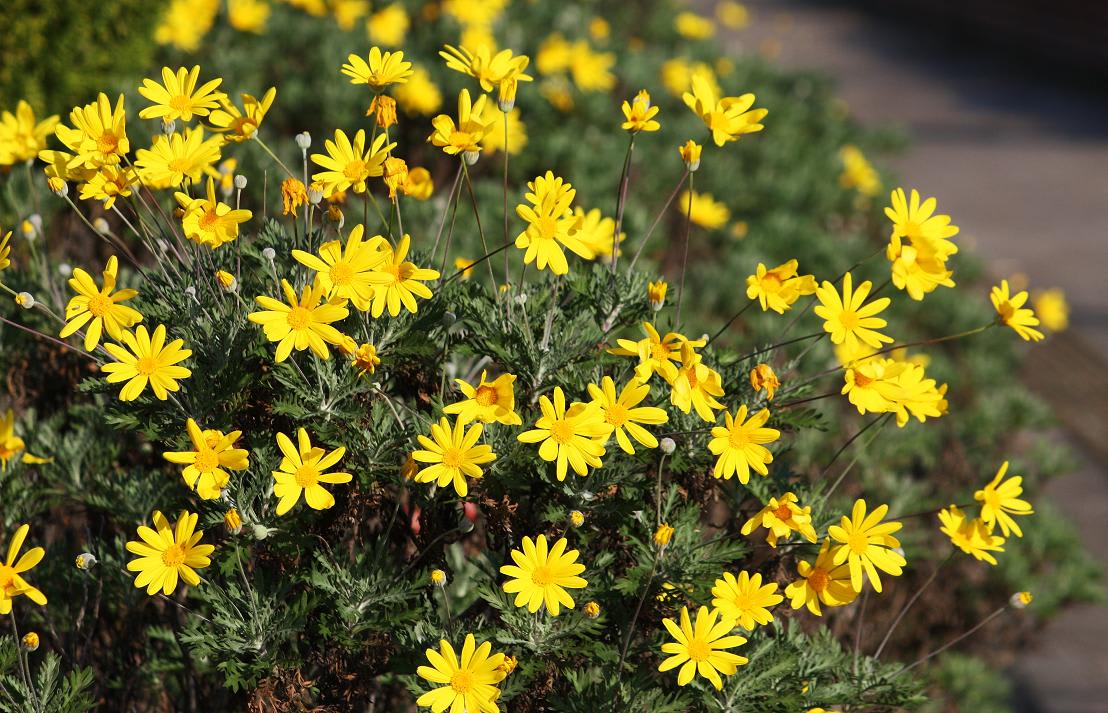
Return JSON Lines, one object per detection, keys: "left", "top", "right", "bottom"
{"left": 311, "top": 129, "right": 395, "bottom": 196}
{"left": 445, "top": 371, "right": 522, "bottom": 426}
{"left": 746, "top": 260, "right": 817, "bottom": 314}
{"left": 366, "top": 234, "right": 439, "bottom": 318}
{"left": 163, "top": 418, "right": 250, "bottom": 499}
{"left": 741, "top": 492, "right": 817, "bottom": 547}
{"left": 352, "top": 343, "right": 381, "bottom": 377}
{"left": 292, "top": 225, "right": 389, "bottom": 310}
{"left": 708, "top": 405, "right": 779, "bottom": 483}
{"left": 711, "top": 571, "right": 783, "bottom": 629}
{"left": 682, "top": 74, "right": 767, "bottom": 146}
{"left": 368, "top": 95, "right": 398, "bottom": 129}
{"left": 1011, "top": 591, "right": 1033, "bottom": 609}
{"left": 679, "top": 139, "right": 702, "bottom": 171}
{"left": 500, "top": 534, "right": 587, "bottom": 616}
{"left": 428, "top": 89, "right": 494, "bottom": 156}
{"left": 648, "top": 280, "right": 668, "bottom": 310}
{"left": 584, "top": 600, "right": 601, "bottom": 618}
{"left": 654, "top": 522, "right": 675, "bottom": 548}
{"left": 517, "top": 387, "right": 611, "bottom": 481}
{"left": 659, "top": 606, "right": 748, "bottom": 689}
{"left": 59, "top": 255, "right": 142, "bottom": 351}
{"left": 412, "top": 417, "right": 497, "bottom": 497}
{"left": 78, "top": 165, "right": 139, "bottom": 209}
{"left": 208, "top": 88, "right": 277, "bottom": 141}
{"left": 991, "top": 280, "right": 1044, "bottom": 342}
{"left": 750, "top": 363, "right": 780, "bottom": 401}
{"left": 224, "top": 509, "right": 243, "bottom": 535}
{"left": 440, "top": 44, "right": 533, "bottom": 95}
{"left": 382, "top": 156, "right": 409, "bottom": 198}
{"left": 679, "top": 190, "right": 729, "bottom": 229}
{"left": 815, "top": 272, "right": 894, "bottom": 352}
{"left": 272, "top": 429, "right": 352, "bottom": 515}
{"left": 0, "top": 524, "right": 47, "bottom": 614}
{"left": 670, "top": 342, "right": 726, "bottom": 422}
{"left": 125, "top": 511, "right": 214, "bottom": 596}
{"left": 621, "top": 90, "right": 661, "bottom": 133}
{"left": 514, "top": 171, "right": 593, "bottom": 275}
{"left": 102, "top": 325, "right": 192, "bottom": 401}
{"left": 785, "top": 539, "right": 857, "bottom": 615}
{"left": 175, "top": 176, "right": 253, "bottom": 248}
{"left": 138, "top": 65, "right": 225, "bottom": 122}
{"left": 21, "top": 632, "right": 39, "bottom": 652}
{"left": 248, "top": 278, "right": 349, "bottom": 362}
{"left": 416, "top": 634, "right": 506, "bottom": 713}
{"left": 587, "top": 376, "right": 668, "bottom": 454}
{"left": 0, "top": 101, "right": 58, "bottom": 166}
{"left": 430, "top": 569, "right": 447, "bottom": 587}
{"left": 939, "top": 505, "right": 1005, "bottom": 565}
{"left": 828, "top": 499, "right": 906, "bottom": 593}
{"left": 281, "top": 178, "right": 308, "bottom": 215}
{"left": 342, "top": 47, "right": 413, "bottom": 90}
{"left": 608, "top": 322, "right": 703, "bottom": 383}
{"left": 975, "top": 461, "right": 1034, "bottom": 537}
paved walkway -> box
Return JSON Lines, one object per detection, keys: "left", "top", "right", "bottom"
{"left": 716, "top": 2, "right": 1108, "bottom": 711}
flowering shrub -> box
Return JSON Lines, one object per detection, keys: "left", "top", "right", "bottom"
{"left": 0, "top": 1, "right": 1098, "bottom": 711}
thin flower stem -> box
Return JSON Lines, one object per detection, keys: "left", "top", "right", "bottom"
{"left": 611, "top": 549, "right": 659, "bottom": 706}
{"left": 0, "top": 315, "right": 102, "bottom": 364}
{"left": 441, "top": 242, "right": 513, "bottom": 286}
{"left": 895, "top": 606, "right": 1009, "bottom": 677}
{"left": 253, "top": 136, "right": 297, "bottom": 179}
{"left": 627, "top": 170, "right": 688, "bottom": 273}
{"left": 674, "top": 172, "right": 694, "bottom": 325}
{"left": 874, "top": 551, "right": 955, "bottom": 660}
{"left": 432, "top": 164, "right": 463, "bottom": 258}
{"left": 502, "top": 113, "right": 512, "bottom": 290}
{"left": 440, "top": 585, "right": 455, "bottom": 634}
{"left": 9, "top": 613, "right": 42, "bottom": 713}
{"left": 853, "top": 590, "right": 869, "bottom": 678}
{"left": 610, "top": 134, "right": 636, "bottom": 274}
{"left": 655, "top": 453, "right": 669, "bottom": 525}
{"left": 818, "top": 414, "right": 892, "bottom": 505}
{"left": 819, "top": 412, "right": 891, "bottom": 492}
{"left": 437, "top": 174, "right": 464, "bottom": 285}
{"left": 156, "top": 593, "right": 214, "bottom": 625}
{"left": 461, "top": 162, "right": 499, "bottom": 296}
{"left": 893, "top": 502, "right": 973, "bottom": 521}
{"left": 708, "top": 298, "right": 755, "bottom": 345}
{"left": 775, "top": 390, "right": 839, "bottom": 410}
{"left": 735, "top": 331, "right": 823, "bottom": 363}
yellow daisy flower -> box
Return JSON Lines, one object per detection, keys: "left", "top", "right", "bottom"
{"left": 1033, "top": 288, "right": 1068, "bottom": 332}
{"left": 248, "top": 278, "right": 349, "bottom": 362}
{"left": 784, "top": 539, "right": 857, "bottom": 615}
{"left": 366, "top": 234, "right": 439, "bottom": 318}
{"left": 679, "top": 190, "right": 729, "bottom": 230}
{"left": 78, "top": 165, "right": 139, "bottom": 209}
{"left": 428, "top": 88, "right": 494, "bottom": 156}
{"left": 272, "top": 429, "right": 352, "bottom": 515}
{"left": 444, "top": 371, "right": 522, "bottom": 426}
{"left": 208, "top": 87, "right": 277, "bottom": 142}
{"left": 814, "top": 272, "right": 894, "bottom": 352}
{"left": 670, "top": 342, "right": 726, "bottom": 422}
{"left": 416, "top": 633, "right": 506, "bottom": 713}
{"left": 500, "top": 534, "right": 587, "bottom": 616}
{"left": 586, "top": 376, "right": 668, "bottom": 454}
{"left": 0, "top": 410, "right": 25, "bottom": 467}
{"left": 658, "top": 606, "right": 748, "bottom": 690}
{"left": 0, "top": 100, "right": 58, "bottom": 166}
{"left": 394, "top": 67, "right": 443, "bottom": 116}
{"left": 101, "top": 324, "right": 192, "bottom": 401}
{"left": 827, "top": 499, "right": 905, "bottom": 593}
{"left": 517, "top": 386, "right": 611, "bottom": 481}
{"left": 440, "top": 44, "right": 533, "bottom": 93}
{"left": 292, "top": 224, "right": 389, "bottom": 310}
{"left": 621, "top": 89, "right": 661, "bottom": 133}
{"left": 514, "top": 171, "right": 593, "bottom": 275}
{"left": 740, "top": 492, "right": 818, "bottom": 547}
{"left": 682, "top": 74, "right": 767, "bottom": 147}
{"left": 138, "top": 65, "right": 226, "bottom": 122}
{"left": 125, "top": 511, "right": 214, "bottom": 596}
{"left": 938, "top": 505, "right": 1005, "bottom": 566}
{"left": 311, "top": 129, "right": 395, "bottom": 197}
{"left": 163, "top": 418, "right": 250, "bottom": 500}
{"left": 341, "top": 47, "right": 413, "bottom": 90}
{"left": 974, "top": 461, "right": 1034, "bottom": 537}
{"left": 54, "top": 93, "right": 130, "bottom": 170}
{"left": 0, "top": 524, "right": 47, "bottom": 615}
{"left": 745, "top": 260, "right": 817, "bottom": 314}
{"left": 708, "top": 404, "right": 779, "bottom": 482}
{"left": 412, "top": 417, "right": 497, "bottom": 497}
{"left": 59, "top": 255, "right": 143, "bottom": 351}
{"left": 174, "top": 176, "right": 253, "bottom": 248}
{"left": 135, "top": 126, "right": 223, "bottom": 189}
{"left": 711, "top": 571, "right": 783, "bottom": 629}
{"left": 0, "top": 230, "right": 11, "bottom": 272}
{"left": 608, "top": 322, "right": 703, "bottom": 384}
{"left": 991, "top": 280, "right": 1044, "bottom": 342}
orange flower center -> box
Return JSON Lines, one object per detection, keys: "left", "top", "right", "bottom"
{"left": 86, "top": 293, "right": 113, "bottom": 318}
{"left": 0, "top": 564, "right": 14, "bottom": 589}
{"left": 847, "top": 532, "right": 870, "bottom": 554}
{"left": 531, "top": 565, "right": 554, "bottom": 586}
{"left": 135, "top": 356, "right": 159, "bottom": 376}
{"left": 194, "top": 449, "right": 219, "bottom": 473}
{"left": 851, "top": 370, "right": 873, "bottom": 387}
{"left": 161, "top": 544, "right": 186, "bottom": 567}
{"left": 727, "top": 428, "right": 749, "bottom": 449}
{"left": 474, "top": 385, "right": 499, "bottom": 407}
{"left": 604, "top": 403, "right": 628, "bottom": 427}
{"left": 772, "top": 503, "right": 793, "bottom": 521}
{"left": 343, "top": 160, "right": 367, "bottom": 181}
{"left": 449, "top": 668, "right": 474, "bottom": 694}
{"left": 650, "top": 343, "right": 670, "bottom": 362}
{"left": 838, "top": 310, "right": 860, "bottom": 331}
{"left": 198, "top": 209, "right": 220, "bottom": 231}
{"left": 807, "top": 568, "right": 830, "bottom": 592}
{"left": 97, "top": 131, "right": 119, "bottom": 155}
{"left": 286, "top": 306, "right": 312, "bottom": 330}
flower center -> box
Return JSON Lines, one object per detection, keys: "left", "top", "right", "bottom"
{"left": 448, "top": 132, "right": 474, "bottom": 151}
{"left": 549, "top": 420, "right": 574, "bottom": 444}
{"left": 807, "top": 568, "right": 830, "bottom": 592}
{"left": 343, "top": 160, "right": 367, "bottom": 180}
{"left": 440, "top": 448, "right": 464, "bottom": 469}
{"left": 838, "top": 310, "right": 860, "bottom": 331}
{"left": 997, "top": 302, "right": 1015, "bottom": 324}
{"left": 686, "top": 638, "right": 712, "bottom": 662}
{"left": 847, "top": 532, "right": 870, "bottom": 554}
{"left": 727, "top": 428, "right": 749, "bottom": 449}
{"left": 772, "top": 503, "right": 793, "bottom": 521}
{"left": 531, "top": 565, "right": 554, "bottom": 586}
{"left": 0, "top": 564, "right": 14, "bottom": 589}
{"left": 762, "top": 272, "right": 783, "bottom": 288}
{"left": 135, "top": 356, "right": 159, "bottom": 376}
{"left": 86, "top": 293, "right": 113, "bottom": 318}
{"left": 852, "top": 370, "right": 873, "bottom": 387}
{"left": 168, "top": 157, "right": 192, "bottom": 173}
{"left": 286, "top": 306, "right": 312, "bottom": 330}
{"left": 97, "top": 131, "right": 119, "bottom": 155}
{"left": 294, "top": 465, "right": 319, "bottom": 488}
{"left": 982, "top": 490, "right": 1002, "bottom": 511}
{"left": 169, "top": 95, "right": 192, "bottom": 111}
{"left": 650, "top": 343, "right": 670, "bottom": 361}
{"left": 329, "top": 261, "right": 354, "bottom": 286}
{"left": 536, "top": 216, "right": 559, "bottom": 240}
{"left": 194, "top": 449, "right": 220, "bottom": 473}
{"left": 161, "top": 544, "right": 186, "bottom": 567}
{"left": 474, "top": 385, "right": 499, "bottom": 407}
{"left": 198, "top": 209, "right": 220, "bottom": 231}
{"left": 449, "top": 668, "right": 475, "bottom": 694}
{"left": 605, "top": 403, "right": 628, "bottom": 427}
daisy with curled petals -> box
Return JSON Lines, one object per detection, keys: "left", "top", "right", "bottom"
{"left": 175, "top": 176, "right": 253, "bottom": 248}
{"left": 621, "top": 90, "right": 661, "bottom": 133}
{"left": 208, "top": 87, "right": 277, "bottom": 142}
{"left": 428, "top": 89, "right": 494, "bottom": 156}
{"left": 79, "top": 165, "right": 139, "bottom": 209}
{"left": 517, "top": 387, "right": 611, "bottom": 481}
{"left": 444, "top": 371, "right": 522, "bottom": 426}
{"left": 125, "top": 511, "right": 214, "bottom": 596}
{"left": 342, "top": 47, "right": 414, "bottom": 90}
{"left": 102, "top": 324, "right": 192, "bottom": 401}
{"left": 0, "top": 524, "right": 47, "bottom": 615}
{"left": 814, "top": 272, "right": 894, "bottom": 352}
{"left": 138, "top": 66, "right": 226, "bottom": 122}
{"left": 416, "top": 633, "right": 506, "bottom": 713}
{"left": 366, "top": 234, "right": 439, "bottom": 318}
{"left": 670, "top": 342, "right": 726, "bottom": 422}
{"left": 311, "top": 129, "right": 395, "bottom": 197}
{"left": 440, "top": 44, "right": 533, "bottom": 93}
{"left": 292, "top": 225, "right": 389, "bottom": 310}
{"left": 500, "top": 534, "right": 587, "bottom": 616}
{"left": 659, "top": 606, "right": 748, "bottom": 689}
{"left": 608, "top": 321, "right": 702, "bottom": 383}
{"left": 513, "top": 171, "right": 593, "bottom": 275}
{"left": 163, "top": 418, "right": 250, "bottom": 500}
{"left": 785, "top": 539, "right": 857, "bottom": 615}
{"left": 827, "top": 499, "right": 905, "bottom": 593}
{"left": 587, "top": 376, "right": 668, "bottom": 454}
{"left": 681, "top": 73, "right": 767, "bottom": 147}
{"left": 59, "top": 255, "right": 142, "bottom": 351}
{"left": 248, "top": 278, "right": 349, "bottom": 362}
{"left": 272, "top": 429, "right": 352, "bottom": 515}
{"left": 974, "top": 461, "right": 1034, "bottom": 537}
{"left": 135, "top": 126, "right": 223, "bottom": 189}
{"left": 54, "top": 93, "right": 129, "bottom": 170}
{"left": 884, "top": 188, "right": 959, "bottom": 259}
{"left": 0, "top": 100, "right": 58, "bottom": 165}
{"left": 991, "top": 280, "right": 1044, "bottom": 342}
{"left": 745, "top": 260, "right": 817, "bottom": 314}
{"left": 740, "top": 492, "right": 817, "bottom": 547}
{"left": 939, "top": 505, "right": 1005, "bottom": 566}
{"left": 708, "top": 404, "right": 779, "bottom": 482}
{"left": 412, "top": 417, "right": 497, "bottom": 497}
{"left": 711, "top": 571, "right": 783, "bottom": 629}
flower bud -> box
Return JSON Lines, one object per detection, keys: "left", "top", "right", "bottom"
{"left": 1010, "top": 591, "right": 1033, "bottom": 609}
{"left": 162, "top": 118, "right": 177, "bottom": 135}
{"left": 463, "top": 150, "right": 480, "bottom": 166}
{"left": 15, "top": 292, "right": 34, "bottom": 309}
{"left": 653, "top": 522, "right": 675, "bottom": 548}
{"left": 583, "top": 601, "right": 601, "bottom": 619}
{"left": 48, "top": 177, "right": 68, "bottom": 196}
{"left": 234, "top": 174, "right": 248, "bottom": 190}
{"left": 498, "top": 78, "right": 518, "bottom": 112}
{"left": 430, "top": 569, "right": 448, "bottom": 587}
{"left": 252, "top": 524, "right": 274, "bottom": 540}
{"left": 295, "top": 132, "right": 312, "bottom": 150}
{"left": 262, "top": 247, "right": 276, "bottom": 261}
{"left": 75, "top": 552, "right": 98, "bottom": 571}
{"left": 21, "top": 632, "right": 39, "bottom": 652}
{"left": 442, "top": 311, "right": 457, "bottom": 327}
{"left": 660, "top": 437, "right": 676, "bottom": 455}
{"left": 216, "top": 270, "right": 237, "bottom": 291}
{"left": 647, "top": 280, "right": 667, "bottom": 311}
{"left": 93, "top": 217, "right": 111, "bottom": 235}
{"left": 568, "top": 510, "right": 585, "bottom": 527}
{"left": 750, "top": 364, "right": 780, "bottom": 401}
{"left": 496, "top": 654, "right": 518, "bottom": 676}
{"left": 224, "top": 508, "right": 243, "bottom": 535}
{"left": 679, "top": 140, "right": 702, "bottom": 172}
{"left": 308, "top": 182, "right": 324, "bottom": 205}
{"left": 58, "top": 262, "right": 72, "bottom": 277}
{"left": 400, "top": 454, "right": 418, "bottom": 480}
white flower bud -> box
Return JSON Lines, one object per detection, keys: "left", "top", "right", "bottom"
{"left": 252, "top": 524, "right": 274, "bottom": 540}
{"left": 93, "top": 217, "right": 111, "bottom": 235}
{"left": 463, "top": 150, "right": 480, "bottom": 166}
{"left": 75, "top": 552, "right": 98, "bottom": 571}
{"left": 28, "top": 214, "right": 43, "bottom": 233}
{"left": 58, "top": 262, "right": 72, "bottom": 277}
{"left": 308, "top": 186, "right": 323, "bottom": 205}
{"left": 162, "top": 118, "right": 177, "bottom": 135}
{"left": 234, "top": 174, "right": 248, "bottom": 190}
{"left": 660, "top": 437, "right": 676, "bottom": 455}
{"left": 51, "top": 181, "right": 69, "bottom": 197}
{"left": 262, "top": 247, "right": 276, "bottom": 260}
{"left": 295, "top": 132, "right": 312, "bottom": 150}
{"left": 184, "top": 285, "right": 196, "bottom": 297}
{"left": 1010, "top": 591, "right": 1033, "bottom": 609}
{"left": 16, "top": 292, "right": 34, "bottom": 309}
